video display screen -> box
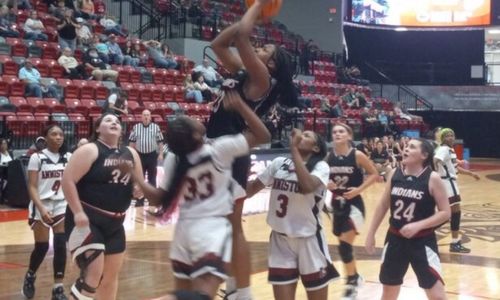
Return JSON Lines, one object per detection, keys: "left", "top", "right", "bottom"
{"left": 351, "top": 0, "right": 491, "bottom": 27}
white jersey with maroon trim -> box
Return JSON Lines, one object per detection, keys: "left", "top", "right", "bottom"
{"left": 27, "top": 149, "right": 71, "bottom": 201}
{"left": 435, "top": 145, "right": 458, "bottom": 180}
{"left": 160, "top": 134, "right": 249, "bottom": 219}
{"left": 258, "top": 157, "right": 330, "bottom": 238}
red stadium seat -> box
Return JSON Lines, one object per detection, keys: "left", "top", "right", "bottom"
{"left": 44, "top": 98, "right": 66, "bottom": 113}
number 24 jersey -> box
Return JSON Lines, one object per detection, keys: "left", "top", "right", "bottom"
{"left": 258, "top": 157, "right": 330, "bottom": 238}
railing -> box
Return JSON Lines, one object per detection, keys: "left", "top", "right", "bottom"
{"left": 365, "top": 62, "right": 433, "bottom": 111}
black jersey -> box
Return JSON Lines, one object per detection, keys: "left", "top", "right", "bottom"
{"left": 326, "top": 148, "right": 364, "bottom": 198}
{"left": 389, "top": 167, "right": 435, "bottom": 230}
{"left": 206, "top": 70, "right": 275, "bottom": 138}
{"left": 76, "top": 141, "right": 134, "bottom": 213}
{"left": 371, "top": 150, "right": 390, "bottom": 164}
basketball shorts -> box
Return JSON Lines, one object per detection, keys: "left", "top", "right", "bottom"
{"left": 28, "top": 199, "right": 67, "bottom": 228}
{"left": 268, "top": 230, "right": 340, "bottom": 291}
{"left": 380, "top": 231, "right": 443, "bottom": 289}
{"left": 170, "top": 217, "right": 232, "bottom": 280}
{"left": 65, "top": 206, "right": 126, "bottom": 255}
{"left": 443, "top": 178, "right": 460, "bottom": 206}
{"left": 332, "top": 197, "right": 365, "bottom": 236}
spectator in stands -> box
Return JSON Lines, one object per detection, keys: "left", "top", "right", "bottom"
{"left": 93, "top": 34, "right": 110, "bottom": 63}
{"left": 361, "top": 107, "right": 379, "bottom": 138}
{"left": 99, "top": 14, "right": 127, "bottom": 37}
{"left": 393, "top": 102, "right": 423, "bottom": 122}
{"left": 84, "top": 47, "right": 118, "bottom": 81}
{"left": 193, "top": 58, "right": 222, "bottom": 87}
{"left": 49, "top": 0, "right": 67, "bottom": 21}
{"left": 377, "top": 109, "right": 390, "bottom": 134}
{"left": 370, "top": 140, "right": 392, "bottom": 179}
{"left": 23, "top": 11, "right": 48, "bottom": 41}
{"left": 5, "top": 0, "right": 31, "bottom": 10}
{"left": 144, "top": 40, "right": 177, "bottom": 69}
{"left": 78, "top": 0, "right": 96, "bottom": 19}
{"left": 192, "top": 72, "right": 213, "bottom": 101}
{"left": 121, "top": 39, "right": 141, "bottom": 67}
{"left": 58, "top": 47, "right": 87, "bottom": 79}
{"left": 342, "top": 87, "right": 366, "bottom": 108}
{"left": 0, "top": 5, "right": 19, "bottom": 37}
{"left": 19, "top": 61, "right": 61, "bottom": 100}
{"left": 300, "top": 39, "right": 314, "bottom": 75}
{"left": 356, "top": 137, "right": 370, "bottom": 156}
{"left": 184, "top": 73, "right": 203, "bottom": 103}
{"left": 162, "top": 43, "right": 178, "bottom": 69}
{"left": 106, "top": 34, "right": 125, "bottom": 65}
{"left": 57, "top": 8, "right": 79, "bottom": 51}
{"left": 75, "top": 17, "right": 92, "bottom": 46}
{"left": 103, "top": 90, "right": 128, "bottom": 115}
{"left": 26, "top": 136, "right": 46, "bottom": 157}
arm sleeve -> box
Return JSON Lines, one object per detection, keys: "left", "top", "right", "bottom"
{"left": 211, "top": 134, "right": 249, "bottom": 168}
{"left": 257, "top": 157, "right": 283, "bottom": 186}
{"left": 159, "top": 152, "right": 177, "bottom": 191}
{"left": 27, "top": 153, "right": 41, "bottom": 171}
{"left": 310, "top": 161, "right": 330, "bottom": 186}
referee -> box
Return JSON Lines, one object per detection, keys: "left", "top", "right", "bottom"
{"left": 129, "top": 109, "right": 164, "bottom": 189}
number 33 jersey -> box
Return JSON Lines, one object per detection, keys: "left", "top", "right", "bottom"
{"left": 389, "top": 167, "right": 435, "bottom": 230}
{"left": 28, "top": 149, "right": 71, "bottom": 201}
{"left": 258, "top": 157, "right": 330, "bottom": 238}
{"left": 160, "top": 134, "right": 250, "bottom": 219}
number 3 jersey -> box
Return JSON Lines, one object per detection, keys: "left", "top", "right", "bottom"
{"left": 160, "top": 134, "right": 250, "bottom": 219}
{"left": 258, "top": 157, "right": 330, "bottom": 238}
{"left": 389, "top": 167, "right": 435, "bottom": 230}
{"left": 76, "top": 141, "right": 134, "bottom": 213}
{"left": 28, "top": 149, "right": 71, "bottom": 201}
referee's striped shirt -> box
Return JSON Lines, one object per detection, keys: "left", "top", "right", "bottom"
{"left": 128, "top": 122, "right": 164, "bottom": 154}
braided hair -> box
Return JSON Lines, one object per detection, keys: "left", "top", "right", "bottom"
{"left": 305, "top": 132, "right": 327, "bottom": 172}
{"left": 161, "top": 116, "right": 204, "bottom": 209}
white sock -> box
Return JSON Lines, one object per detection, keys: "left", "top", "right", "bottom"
{"left": 53, "top": 283, "right": 64, "bottom": 289}
{"left": 236, "top": 287, "right": 252, "bottom": 300}
{"left": 452, "top": 237, "right": 461, "bottom": 243}
{"left": 225, "top": 277, "right": 237, "bottom": 293}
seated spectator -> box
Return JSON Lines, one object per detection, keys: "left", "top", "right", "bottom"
{"left": 23, "top": 11, "right": 48, "bottom": 41}
{"left": 106, "top": 34, "right": 125, "bottom": 65}
{"left": 99, "top": 15, "right": 127, "bottom": 37}
{"left": 75, "top": 17, "right": 92, "bottom": 46}
{"left": 370, "top": 140, "right": 392, "bottom": 178}
{"left": 394, "top": 102, "right": 423, "bottom": 122}
{"left": 192, "top": 72, "right": 213, "bottom": 101}
{"left": 121, "top": 39, "right": 141, "bottom": 67}
{"left": 144, "top": 40, "right": 177, "bottom": 69}
{"left": 184, "top": 73, "right": 203, "bottom": 103}
{"left": 25, "top": 136, "right": 46, "bottom": 157}
{"left": 18, "top": 61, "right": 61, "bottom": 100}
{"left": 361, "top": 107, "right": 380, "bottom": 138}
{"left": 355, "top": 137, "right": 370, "bottom": 156}
{"left": 49, "top": 0, "right": 67, "bottom": 21}
{"left": 193, "top": 58, "right": 222, "bottom": 87}
{"left": 103, "top": 90, "right": 128, "bottom": 115}
{"left": 0, "top": 5, "right": 19, "bottom": 37}
{"left": 57, "top": 9, "right": 79, "bottom": 51}
{"left": 92, "top": 34, "right": 110, "bottom": 63}
{"left": 377, "top": 109, "right": 391, "bottom": 134}
{"left": 84, "top": 47, "right": 118, "bottom": 81}
{"left": 162, "top": 43, "right": 178, "bottom": 69}
{"left": 0, "top": 137, "right": 12, "bottom": 204}
{"left": 78, "top": 0, "right": 96, "bottom": 19}
{"left": 342, "top": 87, "right": 366, "bottom": 108}
{"left": 339, "top": 66, "right": 370, "bottom": 86}
{"left": 58, "top": 47, "right": 87, "bottom": 79}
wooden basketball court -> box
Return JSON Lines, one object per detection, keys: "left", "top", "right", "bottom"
{"left": 1, "top": 159, "right": 500, "bottom": 300}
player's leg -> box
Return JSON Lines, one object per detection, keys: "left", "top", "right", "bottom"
{"left": 273, "top": 282, "right": 298, "bottom": 300}
{"left": 379, "top": 233, "right": 409, "bottom": 300}
{"left": 424, "top": 281, "right": 447, "bottom": 300}
{"left": 52, "top": 219, "right": 68, "bottom": 299}
{"left": 411, "top": 235, "right": 446, "bottom": 300}
{"left": 192, "top": 273, "right": 223, "bottom": 299}
{"left": 381, "top": 285, "right": 402, "bottom": 300}
{"left": 95, "top": 252, "right": 125, "bottom": 300}
{"left": 22, "top": 220, "right": 50, "bottom": 299}
{"left": 449, "top": 196, "right": 469, "bottom": 253}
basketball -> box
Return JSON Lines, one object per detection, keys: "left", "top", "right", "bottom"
{"left": 245, "top": 0, "right": 283, "bottom": 19}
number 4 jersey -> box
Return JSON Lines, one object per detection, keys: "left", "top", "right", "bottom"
{"left": 160, "top": 134, "right": 250, "bottom": 219}
{"left": 389, "top": 167, "right": 435, "bottom": 230}
{"left": 28, "top": 149, "right": 72, "bottom": 201}
{"left": 258, "top": 157, "right": 330, "bottom": 238}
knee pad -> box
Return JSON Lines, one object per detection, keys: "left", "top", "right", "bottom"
{"left": 450, "top": 211, "right": 461, "bottom": 231}
{"left": 173, "top": 290, "right": 211, "bottom": 300}
{"left": 338, "top": 241, "right": 354, "bottom": 263}
{"left": 70, "top": 277, "right": 97, "bottom": 300}
{"left": 53, "top": 233, "right": 67, "bottom": 279}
